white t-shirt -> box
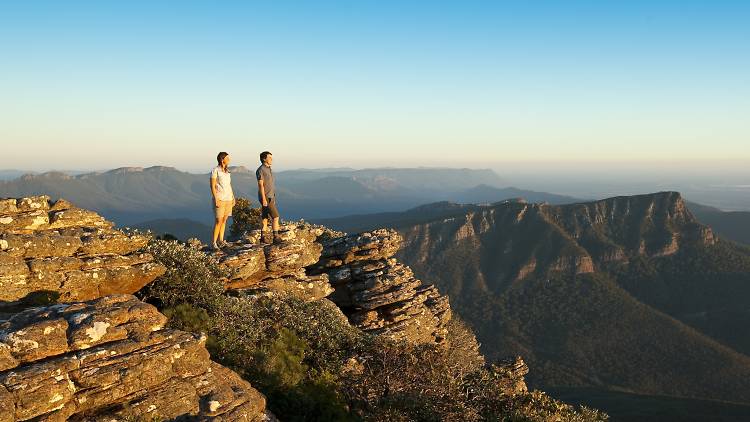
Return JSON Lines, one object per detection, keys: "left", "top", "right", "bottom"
{"left": 211, "top": 166, "right": 234, "bottom": 202}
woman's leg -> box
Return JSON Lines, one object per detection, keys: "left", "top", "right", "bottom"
{"left": 212, "top": 217, "right": 221, "bottom": 245}
{"left": 219, "top": 215, "right": 229, "bottom": 241}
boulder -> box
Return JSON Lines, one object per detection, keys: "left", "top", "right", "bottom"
{"left": 217, "top": 223, "right": 333, "bottom": 302}
{"left": 0, "top": 197, "right": 166, "bottom": 304}
{"left": 0, "top": 295, "right": 268, "bottom": 421}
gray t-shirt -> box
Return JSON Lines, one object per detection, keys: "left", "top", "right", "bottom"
{"left": 256, "top": 164, "right": 275, "bottom": 201}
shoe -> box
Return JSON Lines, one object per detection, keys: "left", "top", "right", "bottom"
{"left": 273, "top": 234, "right": 283, "bottom": 244}
{"left": 217, "top": 240, "right": 228, "bottom": 248}
{"left": 261, "top": 232, "right": 272, "bottom": 244}
{"left": 211, "top": 242, "right": 219, "bottom": 251}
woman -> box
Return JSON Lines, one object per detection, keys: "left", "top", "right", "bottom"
{"left": 210, "top": 151, "right": 235, "bottom": 250}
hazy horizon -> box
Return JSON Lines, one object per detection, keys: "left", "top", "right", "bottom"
{"left": 3, "top": 161, "right": 749, "bottom": 211}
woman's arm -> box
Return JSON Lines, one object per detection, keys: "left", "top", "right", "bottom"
{"left": 210, "top": 176, "right": 220, "bottom": 207}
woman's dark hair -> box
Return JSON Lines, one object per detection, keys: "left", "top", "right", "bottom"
{"left": 217, "top": 152, "right": 229, "bottom": 171}
{"left": 260, "top": 151, "right": 272, "bottom": 164}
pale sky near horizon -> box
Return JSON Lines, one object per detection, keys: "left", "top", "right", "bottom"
{"left": 1, "top": 1, "right": 749, "bottom": 173}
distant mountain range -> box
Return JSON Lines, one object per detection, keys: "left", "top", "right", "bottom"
{"left": 323, "top": 192, "right": 750, "bottom": 420}
{"left": 0, "top": 166, "right": 581, "bottom": 230}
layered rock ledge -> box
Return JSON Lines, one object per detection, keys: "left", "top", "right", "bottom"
{"left": 216, "top": 223, "right": 333, "bottom": 301}
{"left": 0, "top": 294, "right": 267, "bottom": 421}
{"left": 309, "top": 229, "right": 452, "bottom": 344}
{"left": 0, "top": 196, "right": 166, "bottom": 304}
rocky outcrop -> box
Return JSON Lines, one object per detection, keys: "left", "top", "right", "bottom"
{"left": 0, "top": 196, "right": 166, "bottom": 304}
{"left": 493, "top": 356, "right": 529, "bottom": 396}
{"left": 217, "top": 223, "right": 333, "bottom": 301}
{"left": 309, "top": 229, "right": 451, "bottom": 345}
{"left": 216, "top": 224, "right": 452, "bottom": 345}
{"left": 0, "top": 294, "right": 267, "bottom": 421}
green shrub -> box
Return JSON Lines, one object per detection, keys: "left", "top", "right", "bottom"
{"left": 139, "top": 239, "right": 227, "bottom": 309}
{"left": 231, "top": 197, "right": 262, "bottom": 238}
{"left": 206, "top": 296, "right": 358, "bottom": 421}
{"left": 339, "top": 333, "right": 608, "bottom": 422}
{"left": 162, "top": 303, "right": 212, "bottom": 334}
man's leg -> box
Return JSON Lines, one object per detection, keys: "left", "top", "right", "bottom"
{"left": 270, "top": 199, "right": 282, "bottom": 243}
{"left": 260, "top": 203, "right": 271, "bottom": 243}
{"left": 272, "top": 217, "right": 281, "bottom": 243}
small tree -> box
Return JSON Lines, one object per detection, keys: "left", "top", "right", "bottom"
{"left": 230, "top": 197, "right": 261, "bottom": 238}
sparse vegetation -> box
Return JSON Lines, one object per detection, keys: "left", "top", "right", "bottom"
{"left": 141, "top": 237, "right": 608, "bottom": 421}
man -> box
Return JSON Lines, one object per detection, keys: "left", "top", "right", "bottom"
{"left": 256, "top": 151, "right": 281, "bottom": 244}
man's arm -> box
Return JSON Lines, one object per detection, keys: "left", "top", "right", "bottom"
{"left": 258, "top": 179, "right": 268, "bottom": 206}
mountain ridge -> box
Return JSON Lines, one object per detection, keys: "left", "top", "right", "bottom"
{"left": 320, "top": 190, "right": 750, "bottom": 418}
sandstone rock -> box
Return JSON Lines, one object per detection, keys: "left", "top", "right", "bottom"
{"left": 77, "top": 231, "right": 149, "bottom": 256}
{"left": 315, "top": 229, "right": 402, "bottom": 269}
{"left": 0, "top": 200, "right": 18, "bottom": 215}
{"left": 218, "top": 223, "right": 332, "bottom": 301}
{"left": 232, "top": 272, "right": 334, "bottom": 302}
{"left": 264, "top": 239, "right": 323, "bottom": 272}
{"left": 15, "top": 196, "right": 51, "bottom": 212}
{"left": 310, "top": 228, "right": 452, "bottom": 345}
{"left": 0, "top": 210, "right": 49, "bottom": 234}
{"left": 1, "top": 233, "right": 83, "bottom": 258}
{"left": 221, "top": 246, "right": 266, "bottom": 283}
{"left": 0, "top": 295, "right": 267, "bottom": 421}
{"left": 0, "top": 197, "right": 166, "bottom": 304}
{"left": 493, "top": 356, "right": 529, "bottom": 396}
{"left": 48, "top": 208, "right": 111, "bottom": 230}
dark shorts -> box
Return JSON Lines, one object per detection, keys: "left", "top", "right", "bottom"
{"left": 261, "top": 197, "right": 280, "bottom": 220}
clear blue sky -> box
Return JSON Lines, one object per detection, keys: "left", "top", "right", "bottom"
{"left": 1, "top": 1, "right": 748, "bottom": 172}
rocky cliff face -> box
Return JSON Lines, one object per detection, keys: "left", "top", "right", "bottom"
{"left": 546, "top": 191, "right": 715, "bottom": 261}
{"left": 0, "top": 196, "right": 166, "bottom": 304}
{"left": 308, "top": 229, "right": 452, "bottom": 345}
{"left": 0, "top": 295, "right": 267, "bottom": 421}
{"left": 399, "top": 191, "right": 715, "bottom": 289}
{"left": 215, "top": 224, "right": 453, "bottom": 346}
{"left": 0, "top": 197, "right": 269, "bottom": 421}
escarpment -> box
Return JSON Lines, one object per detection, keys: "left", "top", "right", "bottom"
{"left": 0, "top": 196, "right": 166, "bottom": 304}
{"left": 399, "top": 191, "right": 716, "bottom": 286}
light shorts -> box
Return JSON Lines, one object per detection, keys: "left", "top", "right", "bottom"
{"left": 214, "top": 200, "right": 233, "bottom": 219}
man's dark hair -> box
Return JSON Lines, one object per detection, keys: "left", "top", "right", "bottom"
{"left": 260, "top": 151, "right": 272, "bottom": 164}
